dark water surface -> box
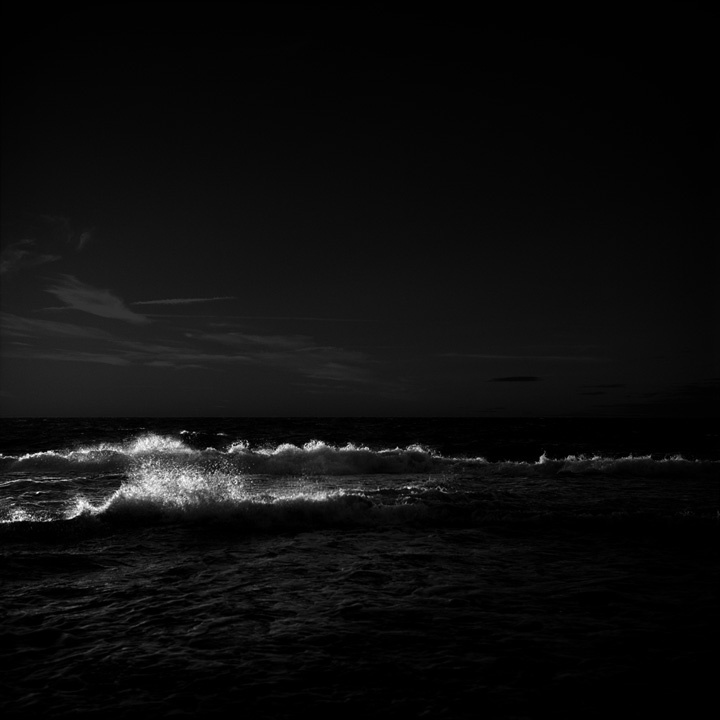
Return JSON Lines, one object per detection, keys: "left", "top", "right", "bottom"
{"left": 1, "top": 418, "right": 718, "bottom": 718}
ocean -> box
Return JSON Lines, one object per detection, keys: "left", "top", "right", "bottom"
{"left": 1, "top": 417, "right": 718, "bottom": 719}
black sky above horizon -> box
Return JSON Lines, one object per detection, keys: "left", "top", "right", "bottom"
{"left": 1, "top": 5, "right": 717, "bottom": 416}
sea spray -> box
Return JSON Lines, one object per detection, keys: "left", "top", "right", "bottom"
{"left": 2, "top": 433, "right": 717, "bottom": 477}
{"left": 66, "top": 456, "right": 430, "bottom": 530}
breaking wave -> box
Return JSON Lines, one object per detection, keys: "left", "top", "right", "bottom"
{"left": 0, "top": 433, "right": 194, "bottom": 472}
{"left": 68, "top": 473, "right": 419, "bottom": 530}
{"left": 1, "top": 433, "right": 717, "bottom": 477}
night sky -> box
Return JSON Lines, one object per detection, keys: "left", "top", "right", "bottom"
{"left": 1, "top": 5, "right": 716, "bottom": 417}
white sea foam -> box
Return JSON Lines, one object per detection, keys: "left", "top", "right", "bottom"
{"left": 0, "top": 433, "right": 197, "bottom": 471}
{"left": 1, "top": 433, "right": 717, "bottom": 479}
{"left": 66, "top": 456, "right": 418, "bottom": 529}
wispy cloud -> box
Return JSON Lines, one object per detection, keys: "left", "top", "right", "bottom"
{"left": 1, "top": 213, "right": 96, "bottom": 279}
{"left": 76, "top": 228, "right": 95, "bottom": 250}
{"left": 132, "top": 296, "right": 237, "bottom": 306}
{"left": 201, "top": 332, "right": 312, "bottom": 350}
{"left": 2, "top": 301, "right": 383, "bottom": 390}
{"left": 0, "top": 313, "right": 118, "bottom": 341}
{"left": 112, "top": 339, "right": 253, "bottom": 367}
{"left": 2, "top": 310, "right": 376, "bottom": 385}
{"left": 1, "top": 318, "right": 253, "bottom": 369}
{"left": 201, "top": 331, "right": 376, "bottom": 383}
{"left": 441, "top": 353, "right": 606, "bottom": 362}
{"left": 5, "top": 349, "right": 133, "bottom": 367}
{"left": 45, "top": 275, "right": 150, "bottom": 325}
{"left": 37, "top": 215, "right": 94, "bottom": 251}
{"left": 300, "top": 360, "right": 374, "bottom": 384}
{"left": 0, "top": 239, "right": 61, "bottom": 275}
{"left": 216, "top": 316, "right": 372, "bottom": 323}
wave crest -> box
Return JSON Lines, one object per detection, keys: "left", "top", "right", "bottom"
{"left": 1, "top": 434, "right": 717, "bottom": 478}
{"left": 0, "top": 433, "right": 198, "bottom": 471}
{"left": 67, "top": 459, "right": 423, "bottom": 529}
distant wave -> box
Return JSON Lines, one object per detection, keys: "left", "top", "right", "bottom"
{"left": 0, "top": 433, "right": 464, "bottom": 474}
{"left": 0, "top": 434, "right": 193, "bottom": 472}
{"left": 1, "top": 433, "right": 718, "bottom": 478}
{"left": 506, "top": 452, "right": 719, "bottom": 478}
